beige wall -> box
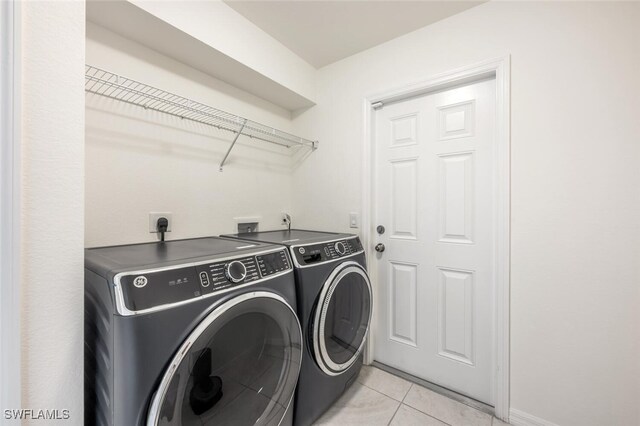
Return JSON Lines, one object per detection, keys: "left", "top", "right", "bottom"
{"left": 45, "top": 1, "right": 639, "bottom": 424}
{"left": 291, "top": 2, "right": 640, "bottom": 425}
{"left": 20, "top": 1, "right": 85, "bottom": 423}
{"left": 85, "top": 23, "right": 301, "bottom": 247}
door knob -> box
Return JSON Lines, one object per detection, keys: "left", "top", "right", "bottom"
{"left": 375, "top": 243, "right": 385, "bottom": 253}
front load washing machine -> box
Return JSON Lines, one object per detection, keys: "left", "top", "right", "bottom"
{"left": 223, "top": 230, "right": 373, "bottom": 426}
{"left": 84, "top": 237, "right": 302, "bottom": 426}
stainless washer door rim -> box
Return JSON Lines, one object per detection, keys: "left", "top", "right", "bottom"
{"left": 313, "top": 261, "right": 373, "bottom": 376}
{"left": 146, "top": 291, "right": 303, "bottom": 426}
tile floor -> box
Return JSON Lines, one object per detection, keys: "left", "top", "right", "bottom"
{"left": 314, "top": 365, "right": 510, "bottom": 426}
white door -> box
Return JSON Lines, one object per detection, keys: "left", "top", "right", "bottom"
{"left": 373, "top": 78, "right": 496, "bottom": 404}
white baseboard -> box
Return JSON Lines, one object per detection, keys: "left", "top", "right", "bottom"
{"left": 509, "top": 409, "right": 560, "bottom": 426}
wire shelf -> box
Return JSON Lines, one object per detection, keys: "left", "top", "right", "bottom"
{"left": 85, "top": 65, "right": 317, "bottom": 169}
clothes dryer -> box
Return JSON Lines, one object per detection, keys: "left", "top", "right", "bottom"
{"left": 223, "top": 230, "right": 373, "bottom": 426}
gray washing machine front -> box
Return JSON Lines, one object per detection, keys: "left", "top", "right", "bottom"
{"left": 85, "top": 237, "right": 302, "bottom": 426}
{"left": 222, "top": 230, "right": 373, "bottom": 426}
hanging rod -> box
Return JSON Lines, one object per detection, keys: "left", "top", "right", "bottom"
{"left": 84, "top": 65, "right": 318, "bottom": 169}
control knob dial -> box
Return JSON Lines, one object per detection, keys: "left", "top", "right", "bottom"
{"left": 224, "top": 260, "right": 247, "bottom": 283}
{"left": 334, "top": 241, "right": 347, "bottom": 256}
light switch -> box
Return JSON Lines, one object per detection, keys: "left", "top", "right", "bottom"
{"left": 349, "top": 212, "right": 359, "bottom": 228}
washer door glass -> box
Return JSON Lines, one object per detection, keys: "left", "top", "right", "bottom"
{"left": 314, "top": 263, "right": 372, "bottom": 375}
{"left": 148, "top": 293, "right": 302, "bottom": 426}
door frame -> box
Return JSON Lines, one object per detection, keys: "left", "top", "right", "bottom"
{"left": 361, "top": 56, "right": 511, "bottom": 420}
{"left": 1, "top": 0, "right": 22, "bottom": 418}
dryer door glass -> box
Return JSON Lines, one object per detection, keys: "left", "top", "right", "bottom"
{"left": 314, "top": 263, "right": 372, "bottom": 375}
{"left": 148, "top": 293, "right": 303, "bottom": 426}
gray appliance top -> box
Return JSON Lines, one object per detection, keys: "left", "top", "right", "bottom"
{"left": 223, "top": 229, "right": 355, "bottom": 246}
{"left": 85, "top": 236, "right": 279, "bottom": 277}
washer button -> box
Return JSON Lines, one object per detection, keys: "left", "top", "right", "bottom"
{"left": 199, "top": 271, "right": 210, "bottom": 287}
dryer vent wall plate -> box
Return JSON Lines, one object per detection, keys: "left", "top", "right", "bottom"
{"left": 238, "top": 222, "right": 259, "bottom": 233}
{"left": 234, "top": 216, "right": 260, "bottom": 234}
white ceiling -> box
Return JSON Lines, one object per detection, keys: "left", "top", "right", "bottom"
{"left": 224, "top": 1, "right": 485, "bottom": 68}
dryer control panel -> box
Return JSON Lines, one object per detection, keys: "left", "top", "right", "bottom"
{"left": 116, "top": 248, "right": 292, "bottom": 313}
{"left": 292, "top": 237, "right": 364, "bottom": 266}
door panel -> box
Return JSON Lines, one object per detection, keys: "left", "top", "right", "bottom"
{"left": 438, "top": 100, "right": 475, "bottom": 140}
{"left": 390, "top": 159, "right": 418, "bottom": 240}
{"left": 389, "top": 261, "right": 418, "bottom": 347}
{"left": 438, "top": 267, "right": 475, "bottom": 365}
{"left": 391, "top": 114, "right": 418, "bottom": 147}
{"left": 438, "top": 152, "right": 474, "bottom": 244}
{"left": 374, "top": 79, "right": 495, "bottom": 404}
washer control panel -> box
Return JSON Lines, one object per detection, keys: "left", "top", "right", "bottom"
{"left": 196, "top": 256, "right": 260, "bottom": 294}
{"left": 293, "top": 237, "right": 363, "bottom": 266}
{"left": 117, "top": 249, "right": 292, "bottom": 312}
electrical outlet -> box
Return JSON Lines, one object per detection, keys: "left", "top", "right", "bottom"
{"left": 281, "top": 212, "right": 291, "bottom": 227}
{"left": 349, "top": 212, "right": 359, "bottom": 228}
{"left": 149, "top": 212, "right": 172, "bottom": 233}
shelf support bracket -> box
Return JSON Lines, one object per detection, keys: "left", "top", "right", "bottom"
{"left": 219, "top": 119, "right": 247, "bottom": 171}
